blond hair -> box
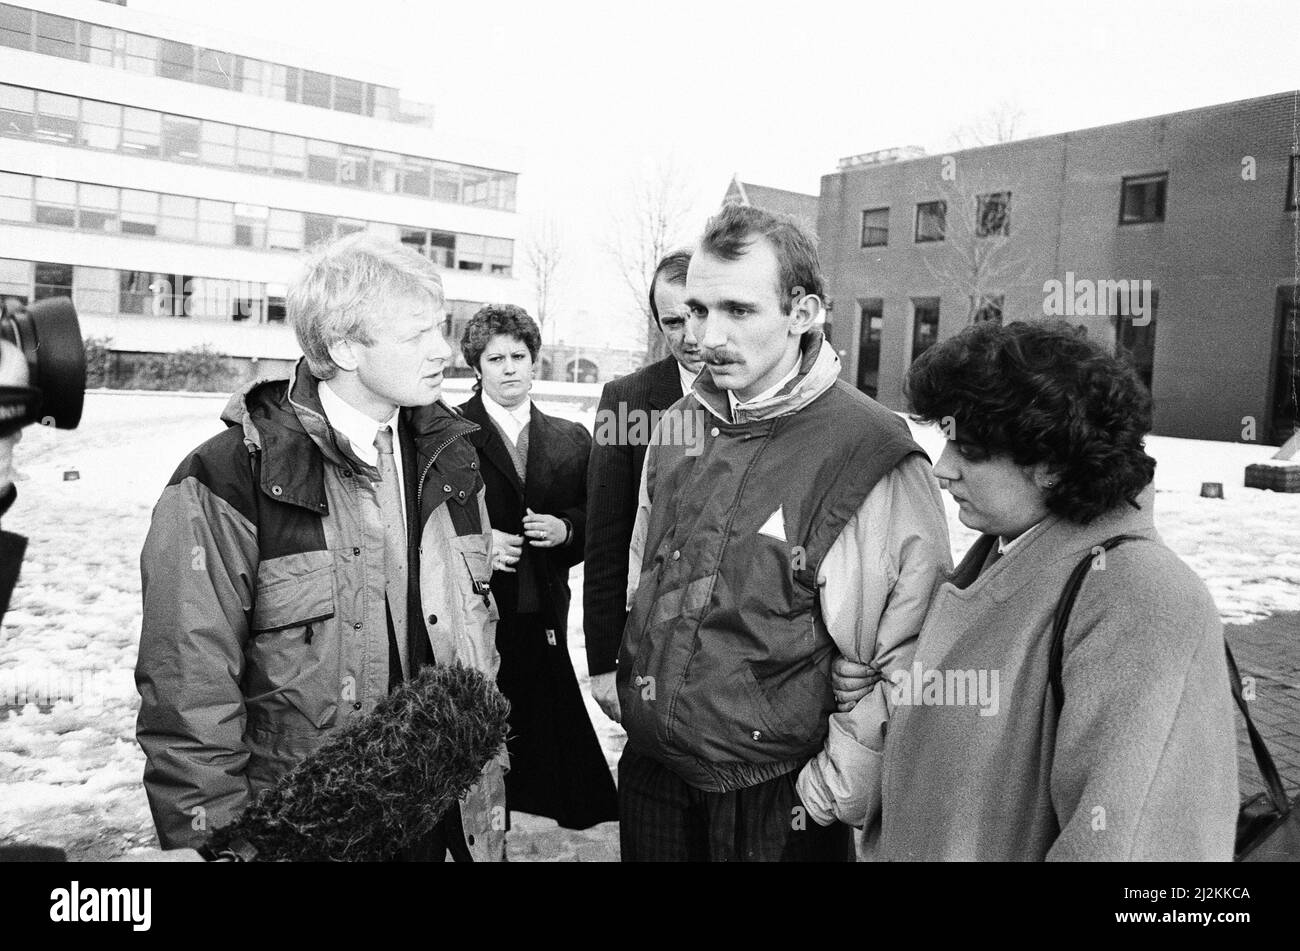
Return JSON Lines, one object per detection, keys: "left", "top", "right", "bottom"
{"left": 288, "top": 232, "right": 445, "bottom": 379}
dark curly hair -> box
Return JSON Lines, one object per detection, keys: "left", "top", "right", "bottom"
{"left": 905, "top": 320, "right": 1156, "bottom": 524}
{"left": 460, "top": 303, "right": 542, "bottom": 374}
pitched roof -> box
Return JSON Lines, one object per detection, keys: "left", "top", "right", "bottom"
{"left": 724, "top": 175, "right": 820, "bottom": 227}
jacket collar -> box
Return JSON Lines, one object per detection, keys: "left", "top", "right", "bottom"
{"left": 947, "top": 483, "right": 1161, "bottom": 604}
{"left": 221, "top": 359, "right": 478, "bottom": 514}
{"left": 692, "top": 330, "right": 841, "bottom": 424}
{"left": 459, "top": 391, "right": 525, "bottom": 496}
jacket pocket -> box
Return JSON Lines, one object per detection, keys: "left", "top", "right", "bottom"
{"left": 245, "top": 556, "right": 340, "bottom": 732}
{"left": 736, "top": 665, "right": 828, "bottom": 754}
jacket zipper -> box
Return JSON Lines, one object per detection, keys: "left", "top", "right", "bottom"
{"left": 416, "top": 422, "right": 479, "bottom": 514}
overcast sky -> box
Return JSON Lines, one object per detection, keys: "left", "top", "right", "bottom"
{"left": 136, "top": 0, "right": 1299, "bottom": 349}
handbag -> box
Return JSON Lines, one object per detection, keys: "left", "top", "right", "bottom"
{"left": 1049, "top": 534, "right": 1299, "bottom": 861}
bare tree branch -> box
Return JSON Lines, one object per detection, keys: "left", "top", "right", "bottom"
{"left": 919, "top": 164, "right": 1031, "bottom": 324}
{"left": 605, "top": 157, "right": 697, "bottom": 361}
{"left": 949, "top": 100, "right": 1030, "bottom": 150}
{"left": 522, "top": 214, "right": 565, "bottom": 341}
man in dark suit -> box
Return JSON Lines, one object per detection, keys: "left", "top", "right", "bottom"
{"left": 584, "top": 249, "right": 704, "bottom": 721}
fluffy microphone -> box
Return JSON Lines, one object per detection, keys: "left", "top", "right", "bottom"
{"left": 204, "top": 663, "right": 510, "bottom": 862}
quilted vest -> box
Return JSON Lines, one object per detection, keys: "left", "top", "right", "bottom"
{"left": 617, "top": 379, "right": 922, "bottom": 791}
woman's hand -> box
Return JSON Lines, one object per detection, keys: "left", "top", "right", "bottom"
{"left": 832, "top": 656, "right": 885, "bottom": 712}
{"left": 522, "top": 508, "right": 568, "bottom": 548}
{"left": 491, "top": 529, "right": 523, "bottom": 572}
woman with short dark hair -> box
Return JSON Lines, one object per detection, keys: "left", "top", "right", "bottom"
{"left": 456, "top": 304, "right": 618, "bottom": 834}
{"left": 873, "top": 320, "right": 1238, "bottom": 860}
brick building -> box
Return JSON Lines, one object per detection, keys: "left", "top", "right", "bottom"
{"left": 811, "top": 92, "right": 1299, "bottom": 444}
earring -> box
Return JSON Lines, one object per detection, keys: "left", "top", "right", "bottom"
{"left": 1044, "top": 480, "right": 1055, "bottom": 487}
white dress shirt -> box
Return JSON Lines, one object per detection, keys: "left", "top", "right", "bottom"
{"left": 319, "top": 380, "right": 406, "bottom": 528}
{"left": 678, "top": 361, "right": 699, "bottom": 398}
{"left": 482, "top": 391, "right": 532, "bottom": 447}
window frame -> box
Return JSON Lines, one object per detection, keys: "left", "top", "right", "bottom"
{"left": 1118, "top": 172, "right": 1168, "bottom": 225}
{"left": 860, "top": 207, "right": 889, "bottom": 248}
{"left": 914, "top": 201, "right": 946, "bottom": 243}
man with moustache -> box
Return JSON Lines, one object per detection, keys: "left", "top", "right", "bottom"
{"left": 615, "top": 204, "right": 951, "bottom": 861}
{"left": 584, "top": 249, "right": 703, "bottom": 722}
{"left": 136, "top": 233, "right": 506, "bottom": 860}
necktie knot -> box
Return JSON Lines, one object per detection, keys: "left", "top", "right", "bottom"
{"left": 374, "top": 425, "right": 395, "bottom": 455}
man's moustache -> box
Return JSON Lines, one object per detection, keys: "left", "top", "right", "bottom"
{"left": 704, "top": 351, "right": 739, "bottom": 365}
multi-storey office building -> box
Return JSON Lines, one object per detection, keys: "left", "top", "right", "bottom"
{"left": 0, "top": 0, "right": 524, "bottom": 378}
{"left": 815, "top": 92, "right": 1299, "bottom": 444}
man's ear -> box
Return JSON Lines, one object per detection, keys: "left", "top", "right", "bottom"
{"left": 327, "top": 337, "right": 359, "bottom": 373}
{"left": 789, "top": 289, "right": 823, "bottom": 336}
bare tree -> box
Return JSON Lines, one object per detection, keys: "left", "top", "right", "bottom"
{"left": 523, "top": 215, "right": 565, "bottom": 341}
{"left": 920, "top": 166, "right": 1030, "bottom": 324}
{"left": 607, "top": 157, "right": 697, "bottom": 362}
{"left": 950, "top": 100, "right": 1029, "bottom": 150}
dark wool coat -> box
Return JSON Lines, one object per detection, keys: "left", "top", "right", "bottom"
{"left": 457, "top": 392, "right": 618, "bottom": 829}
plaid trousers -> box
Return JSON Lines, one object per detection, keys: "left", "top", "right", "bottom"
{"left": 618, "top": 747, "right": 853, "bottom": 862}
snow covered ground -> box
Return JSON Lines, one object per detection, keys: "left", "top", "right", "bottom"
{"left": 0, "top": 390, "right": 1297, "bottom": 859}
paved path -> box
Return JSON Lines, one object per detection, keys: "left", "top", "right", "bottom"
{"left": 1226, "top": 612, "right": 1300, "bottom": 800}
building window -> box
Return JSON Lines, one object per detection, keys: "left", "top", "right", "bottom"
{"left": 78, "top": 22, "right": 119, "bottom": 67}
{"left": 79, "top": 99, "right": 121, "bottom": 150}
{"left": 0, "top": 258, "right": 31, "bottom": 315}
{"left": 72, "top": 265, "right": 117, "bottom": 315}
{"left": 301, "top": 70, "right": 332, "bottom": 109}
{"left": 236, "top": 127, "right": 271, "bottom": 172}
{"left": 0, "top": 171, "right": 32, "bottom": 222}
{"left": 860, "top": 208, "right": 889, "bottom": 247}
{"left": 33, "top": 262, "right": 73, "bottom": 302}
{"left": 372, "top": 152, "right": 400, "bottom": 192}
{"left": 161, "top": 115, "right": 201, "bottom": 161}
{"left": 234, "top": 203, "right": 269, "bottom": 248}
{"left": 334, "top": 78, "right": 364, "bottom": 115}
{"left": 976, "top": 192, "right": 1011, "bottom": 237}
{"left": 485, "top": 238, "right": 514, "bottom": 276}
{"left": 400, "top": 227, "right": 430, "bottom": 257}
{"left": 911, "top": 298, "right": 940, "bottom": 361}
{"left": 972, "top": 294, "right": 1004, "bottom": 324}
{"left": 339, "top": 147, "right": 370, "bottom": 187}
{"left": 915, "top": 201, "right": 946, "bottom": 243}
{"left": 195, "top": 48, "right": 235, "bottom": 89}
{"left": 158, "top": 39, "right": 195, "bottom": 81}
{"left": 268, "top": 209, "right": 304, "bottom": 250}
{"left": 857, "top": 298, "right": 883, "bottom": 397}
{"left": 198, "top": 199, "right": 234, "bottom": 245}
{"left": 122, "top": 107, "right": 161, "bottom": 156}
{"left": 1287, "top": 154, "right": 1299, "bottom": 211}
{"left": 77, "top": 183, "right": 119, "bottom": 232}
{"left": 429, "top": 231, "right": 456, "bottom": 269}
{"left": 120, "top": 189, "right": 159, "bottom": 235}
{"left": 33, "top": 178, "right": 77, "bottom": 227}
{"left": 1271, "top": 286, "right": 1299, "bottom": 442}
{"left": 433, "top": 162, "right": 461, "bottom": 203}
{"left": 336, "top": 218, "right": 366, "bottom": 238}
{"left": 456, "top": 234, "right": 486, "bottom": 271}
{"left": 0, "top": 84, "right": 35, "bottom": 137}
{"left": 1114, "top": 290, "right": 1158, "bottom": 392}
{"left": 0, "top": 5, "right": 33, "bottom": 50}
{"left": 304, "top": 214, "right": 336, "bottom": 247}
{"left": 123, "top": 33, "right": 158, "bottom": 75}
{"left": 1119, "top": 173, "right": 1167, "bottom": 224}
{"left": 200, "top": 121, "right": 236, "bottom": 166}
{"left": 271, "top": 134, "right": 306, "bottom": 178}
{"left": 401, "top": 158, "right": 433, "bottom": 198}
{"left": 306, "top": 139, "right": 339, "bottom": 183}
{"left": 33, "top": 12, "right": 76, "bottom": 59}
{"left": 158, "top": 195, "right": 198, "bottom": 241}
{"left": 119, "top": 269, "right": 157, "bottom": 314}
{"left": 34, "top": 92, "right": 77, "bottom": 144}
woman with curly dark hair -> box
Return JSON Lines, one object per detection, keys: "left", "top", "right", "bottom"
{"left": 456, "top": 304, "right": 618, "bottom": 834}
{"left": 852, "top": 320, "right": 1237, "bottom": 860}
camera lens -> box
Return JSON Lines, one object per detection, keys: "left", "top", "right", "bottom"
{"left": 0, "top": 297, "right": 86, "bottom": 431}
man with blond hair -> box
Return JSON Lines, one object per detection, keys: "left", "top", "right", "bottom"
{"left": 136, "top": 232, "right": 506, "bottom": 861}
